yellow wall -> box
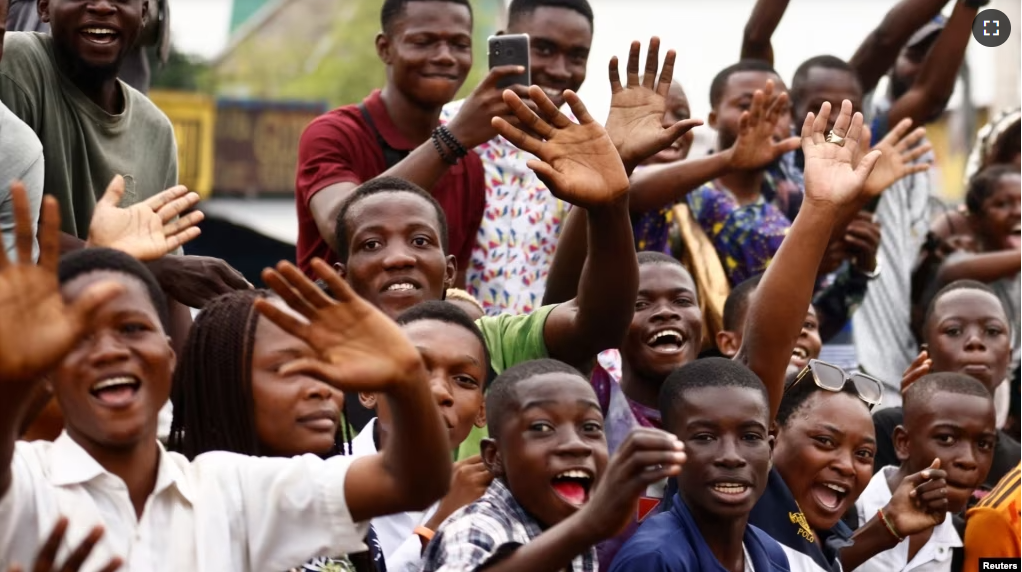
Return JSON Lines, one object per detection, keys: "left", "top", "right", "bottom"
{"left": 149, "top": 90, "right": 217, "bottom": 199}
{"left": 926, "top": 108, "right": 989, "bottom": 203}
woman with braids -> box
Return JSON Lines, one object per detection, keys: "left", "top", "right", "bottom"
{"left": 168, "top": 289, "right": 365, "bottom": 572}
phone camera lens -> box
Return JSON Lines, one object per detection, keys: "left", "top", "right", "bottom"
{"left": 493, "top": 49, "right": 501, "bottom": 56}
{"left": 493, "top": 40, "right": 501, "bottom": 47}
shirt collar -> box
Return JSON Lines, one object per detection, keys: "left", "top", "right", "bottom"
{"left": 48, "top": 431, "right": 195, "bottom": 504}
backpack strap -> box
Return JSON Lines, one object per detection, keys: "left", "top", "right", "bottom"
{"left": 357, "top": 102, "right": 410, "bottom": 169}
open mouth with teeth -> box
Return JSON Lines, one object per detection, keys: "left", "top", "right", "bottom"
{"left": 551, "top": 469, "right": 593, "bottom": 507}
{"left": 89, "top": 375, "right": 140, "bottom": 407}
{"left": 383, "top": 282, "right": 419, "bottom": 293}
{"left": 645, "top": 329, "right": 685, "bottom": 354}
{"left": 790, "top": 346, "right": 809, "bottom": 363}
{"left": 81, "top": 27, "right": 119, "bottom": 45}
{"left": 811, "top": 482, "right": 849, "bottom": 512}
{"left": 710, "top": 482, "right": 752, "bottom": 500}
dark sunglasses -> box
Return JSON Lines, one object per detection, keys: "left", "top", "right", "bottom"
{"left": 787, "top": 359, "right": 883, "bottom": 410}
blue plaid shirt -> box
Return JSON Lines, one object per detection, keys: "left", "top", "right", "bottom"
{"left": 421, "top": 479, "right": 598, "bottom": 572}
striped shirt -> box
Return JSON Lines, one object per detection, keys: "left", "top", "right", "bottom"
{"left": 962, "top": 463, "right": 1021, "bottom": 572}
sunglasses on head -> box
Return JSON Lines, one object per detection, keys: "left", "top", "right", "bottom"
{"left": 787, "top": 359, "right": 884, "bottom": 410}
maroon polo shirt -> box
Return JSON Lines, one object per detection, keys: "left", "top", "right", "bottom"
{"left": 295, "top": 89, "right": 485, "bottom": 275}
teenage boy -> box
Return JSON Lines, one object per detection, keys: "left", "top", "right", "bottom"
{"left": 853, "top": 373, "right": 997, "bottom": 572}
{"left": 440, "top": 0, "right": 595, "bottom": 315}
{"left": 610, "top": 358, "right": 789, "bottom": 572}
{"left": 0, "top": 188, "right": 452, "bottom": 569}
{"left": 297, "top": 0, "right": 530, "bottom": 284}
{"left": 421, "top": 358, "right": 686, "bottom": 572}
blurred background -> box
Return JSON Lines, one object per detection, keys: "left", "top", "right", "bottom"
{"left": 155, "top": 0, "right": 1020, "bottom": 281}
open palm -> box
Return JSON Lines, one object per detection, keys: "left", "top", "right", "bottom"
{"left": 0, "top": 185, "right": 121, "bottom": 385}
{"left": 492, "top": 85, "right": 629, "bottom": 209}
{"left": 728, "top": 79, "right": 801, "bottom": 170}
{"left": 604, "top": 38, "right": 702, "bottom": 172}
{"left": 255, "top": 259, "right": 425, "bottom": 394}
{"left": 87, "top": 176, "right": 205, "bottom": 261}
{"left": 801, "top": 101, "right": 882, "bottom": 211}
{"left": 862, "top": 118, "right": 931, "bottom": 198}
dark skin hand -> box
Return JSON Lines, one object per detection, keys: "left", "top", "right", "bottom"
{"left": 6, "top": 517, "right": 122, "bottom": 572}
{"left": 477, "top": 429, "right": 684, "bottom": 572}
{"left": 420, "top": 454, "right": 493, "bottom": 551}
{"left": 256, "top": 259, "right": 450, "bottom": 521}
{"left": 491, "top": 84, "right": 643, "bottom": 367}
{"left": 841, "top": 459, "right": 949, "bottom": 571}
{"left": 849, "top": 0, "right": 951, "bottom": 94}
{"left": 308, "top": 66, "right": 533, "bottom": 257}
{"left": 626, "top": 79, "right": 797, "bottom": 214}
{"left": 0, "top": 184, "right": 123, "bottom": 499}
{"left": 543, "top": 38, "right": 704, "bottom": 306}
{"left": 739, "top": 100, "right": 882, "bottom": 418}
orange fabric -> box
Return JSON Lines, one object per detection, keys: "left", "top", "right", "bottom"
{"left": 962, "top": 463, "right": 1021, "bottom": 572}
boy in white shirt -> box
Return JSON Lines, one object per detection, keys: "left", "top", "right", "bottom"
{"left": 0, "top": 188, "right": 452, "bottom": 571}
{"left": 853, "top": 373, "right": 997, "bottom": 572}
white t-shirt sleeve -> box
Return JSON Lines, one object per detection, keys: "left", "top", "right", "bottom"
{"left": 195, "top": 451, "right": 368, "bottom": 570}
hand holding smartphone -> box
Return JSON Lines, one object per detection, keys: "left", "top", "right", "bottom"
{"left": 488, "top": 34, "right": 531, "bottom": 89}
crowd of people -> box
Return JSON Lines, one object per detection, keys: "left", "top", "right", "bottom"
{"left": 0, "top": 0, "right": 1019, "bottom": 571}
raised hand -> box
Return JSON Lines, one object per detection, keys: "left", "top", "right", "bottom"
{"left": 447, "top": 65, "right": 535, "bottom": 149}
{"left": 87, "top": 176, "right": 204, "bottom": 261}
{"left": 862, "top": 118, "right": 932, "bottom": 198}
{"left": 255, "top": 258, "right": 425, "bottom": 393}
{"left": 604, "top": 38, "right": 703, "bottom": 173}
{"left": 727, "top": 79, "right": 801, "bottom": 170}
{"left": 6, "top": 517, "right": 122, "bottom": 572}
{"left": 884, "top": 459, "right": 949, "bottom": 537}
{"left": 426, "top": 454, "right": 494, "bottom": 534}
{"left": 0, "top": 184, "right": 122, "bottom": 385}
{"left": 492, "top": 86, "right": 630, "bottom": 209}
{"left": 901, "top": 349, "right": 932, "bottom": 394}
{"left": 581, "top": 428, "right": 685, "bottom": 539}
{"left": 801, "top": 100, "right": 882, "bottom": 212}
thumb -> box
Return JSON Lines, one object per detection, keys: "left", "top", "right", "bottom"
{"left": 854, "top": 149, "right": 883, "bottom": 184}
{"left": 98, "top": 175, "right": 127, "bottom": 208}
{"left": 774, "top": 136, "right": 801, "bottom": 156}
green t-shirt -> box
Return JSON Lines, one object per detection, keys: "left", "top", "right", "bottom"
{"left": 454, "top": 305, "right": 557, "bottom": 460}
{"left": 0, "top": 32, "right": 178, "bottom": 238}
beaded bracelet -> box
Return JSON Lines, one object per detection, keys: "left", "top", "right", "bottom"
{"left": 877, "top": 508, "right": 904, "bottom": 542}
{"left": 436, "top": 125, "right": 468, "bottom": 159}
{"left": 431, "top": 130, "right": 458, "bottom": 165}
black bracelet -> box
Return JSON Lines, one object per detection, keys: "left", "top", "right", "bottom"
{"left": 431, "top": 130, "right": 458, "bottom": 165}
{"left": 437, "top": 125, "right": 468, "bottom": 159}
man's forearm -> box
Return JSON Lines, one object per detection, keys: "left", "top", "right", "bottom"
{"left": 627, "top": 151, "right": 732, "bottom": 213}
{"left": 480, "top": 511, "right": 598, "bottom": 572}
{"left": 741, "top": 0, "right": 791, "bottom": 65}
{"left": 542, "top": 207, "right": 586, "bottom": 306}
{"left": 381, "top": 376, "right": 452, "bottom": 510}
{"left": 574, "top": 197, "right": 638, "bottom": 353}
{"left": 850, "top": 0, "right": 949, "bottom": 94}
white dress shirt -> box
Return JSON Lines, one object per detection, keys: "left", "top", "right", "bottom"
{"left": 0, "top": 432, "right": 368, "bottom": 572}
{"left": 350, "top": 418, "right": 438, "bottom": 572}
{"left": 853, "top": 466, "right": 961, "bottom": 572}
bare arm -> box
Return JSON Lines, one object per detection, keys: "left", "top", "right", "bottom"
{"left": 544, "top": 198, "right": 638, "bottom": 367}
{"left": 849, "top": 0, "right": 951, "bottom": 95}
{"left": 626, "top": 152, "right": 733, "bottom": 213}
{"left": 937, "top": 250, "right": 1022, "bottom": 285}
{"left": 739, "top": 101, "right": 881, "bottom": 418}
{"left": 741, "top": 0, "right": 791, "bottom": 65}
{"left": 541, "top": 206, "right": 586, "bottom": 306}
{"left": 886, "top": 0, "right": 977, "bottom": 127}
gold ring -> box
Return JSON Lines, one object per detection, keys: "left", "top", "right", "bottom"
{"left": 826, "top": 131, "right": 845, "bottom": 146}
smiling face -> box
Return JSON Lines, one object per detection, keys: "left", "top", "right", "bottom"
{"left": 897, "top": 392, "right": 996, "bottom": 513}
{"left": 925, "top": 289, "right": 1012, "bottom": 391}
{"left": 622, "top": 263, "right": 702, "bottom": 382}
{"left": 53, "top": 270, "right": 174, "bottom": 451}
{"left": 710, "top": 70, "right": 784, "bottom": 151}
{"left": 673, "top": 386, "right": 773, "bottom": 521}
{"left": 41, "top": 0, "right": 148, "bottom": 76}
{"left": 773, "top": 391, "right": 875, "bottom": 531}
{"left": 340, "top": 191, "right": 456, "bottom": 319}
{"left": 250, "top": 300, "right": 345, "bottom": 457}
{"left": 485, "top": 373, "right": 609, "bottom": 527}
{"left": 506, "top": 6, "right": 592, "bottom": 109}
{"left": 975, "top": 174, "right": 1022, "bottom": 251}
{"left": 378, "top": 0, "right": 473, "bottom": 108}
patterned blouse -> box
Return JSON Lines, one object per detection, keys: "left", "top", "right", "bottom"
{"left": 441, "top": 99, "right": 571, "bottom": 316}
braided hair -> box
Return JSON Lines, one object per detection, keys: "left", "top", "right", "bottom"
{"left": 168, "top": 289, "right": 353, "bottom": 459}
